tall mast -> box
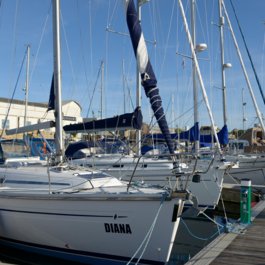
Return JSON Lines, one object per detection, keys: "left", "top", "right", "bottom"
{"left": 171, "top": 93, "right": 175, "bottom": 133}
{"left": 52, "top": 0, "right": 64, "bottom": 163}
{"left": 191, "top": 0, "right": 199, "bottom": 154}
{"left": 135, "top": 0, "right": 142, "bottom": 156}
{"left": 100, "top": 60, "right": 104, "bottom": 120}
{"left": 24, "top": 45, "right": 30, "bottom": 128}
{"left": 242, "top": 88, "right": 247, "bottom": 131}
{"left": 218, "top": 0, "right": 228, "bottom": 126}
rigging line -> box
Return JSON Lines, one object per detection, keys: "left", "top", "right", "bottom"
{"left": 209, "top": 1, "right": 219, "bottom": 113}
{"left": 195, "top": 1, "right": 209, "bottom": 58}
{"left": 88, "top": 0, "right": 93, "bottom": 73}
{"left": 229, "top": 0, "right": 265, "bottom": 105}
{"left": 158, "top": 0, "right": 176, "bottom": 81}
{"left": 125, "top": 75, "right": 135, "bottom": 110}
{"left": 40, "top": 111, "right": 48, "bottom": 123}
{"left": 146, "top": 1, "right": 157, "bottom": 69}
{"left": 173, "top": 98, "right": 204, "bottom": 126}
{"left": 105, "top": 1, "right": 122, "bottom": 121}
{"left": 106, "top": 0, "right": 119, "bottom": 29}
{"left": 86, "top": 62, "right": 102, "bottom": 118}
{"left": 261, "top": 22, "right": 265, "bottom": 88}
{"left": 148, "top": 0, "right": 156, "bottom": 49}
{"left": 7, "top": 0, "right": 19, "bottom": 97}
{"left": 107, "top": 0, "right": 111, "bottom": 27}
{"left": 29, "top": 2, "right": 51, "bottom": 87}
{"left": 76, "top": 0, "right": 90, "bottom": 101}
{"left": 147, "top": 1, "right": 157, "bottom": 68}
{"left": 104, "top": 22, "right": 109, "bottom": 119}
{"left": 60, "top": 11, "right": 78, "bottom": 116}
{"left": 148, "top": 98, "right": 204, "bottom": 132}
{"left": 0, "top": 49, "right": 27, "bottom": 139}
{"left": 203, "top": 0, "right": 211, "bottom": 55}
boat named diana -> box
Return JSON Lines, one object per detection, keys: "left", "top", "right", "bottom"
{"left": 104, "top": 223, "right": 132, "bottom": 234}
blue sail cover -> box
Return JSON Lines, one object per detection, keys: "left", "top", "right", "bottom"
{"left": 63, "top": 107, "right": 142, "bottom": 133}
{"left": 145, "top": 123, "right": 228, "bottom": 145}
{"left": 200, "top": 124, "right": 229, "bottom": 145}
{"left": 145, "top": 122, "right": 200, "bottom": 142}
{"left": 177, "top": 122, "right": 199, "bottom": 142}
{"left": 125, "top": 0, "right": 175, "bottom": 154}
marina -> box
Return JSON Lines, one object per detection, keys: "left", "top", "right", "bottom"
{"left": 0, "top": 0, "right": 264, "bottom": 264}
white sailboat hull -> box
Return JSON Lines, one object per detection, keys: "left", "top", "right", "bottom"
{"left": 0, "top": 166, "right": 184, "bottom": 265}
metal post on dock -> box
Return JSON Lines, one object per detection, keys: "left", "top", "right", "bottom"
{"left": 240, "top": 179, "right": 252, "bottom": 224}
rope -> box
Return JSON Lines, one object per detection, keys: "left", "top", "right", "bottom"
{"left": 180, "top": 217, "right": 224, "bottom": 241}
{"left": 220, "top": 192, "right": 228, "bottom": 224}
{"left": 126, "top": 193, "right": 167, "bottom": 265}
{"left": 199, "top": 210, "right": 225, "bottom": 229}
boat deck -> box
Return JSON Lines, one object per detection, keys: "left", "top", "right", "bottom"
{"left": 185, "top": 200, "right": 265, "bottom": 265}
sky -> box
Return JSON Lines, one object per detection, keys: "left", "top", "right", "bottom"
{"left": 0, "top": 0, "right": 264, "bottom": 131}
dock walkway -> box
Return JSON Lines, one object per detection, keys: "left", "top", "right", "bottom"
{"left": 185, "top": 200, "right": 265, "bottom": 265}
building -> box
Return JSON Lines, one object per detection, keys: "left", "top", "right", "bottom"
{"left": 0, "top": 97, "right": 82, "bottom": 139}
{"left": 239, "top": 126, "right": 265, "bottom": 153}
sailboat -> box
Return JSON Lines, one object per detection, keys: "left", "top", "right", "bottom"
{"left": 0, "top": 1, "right": 189, "bottom": 264}
{"left": 64, "top": 0, "right": 233, "bottom": 210}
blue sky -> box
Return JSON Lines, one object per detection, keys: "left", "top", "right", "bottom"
{"left": 0, "top": 0, "right": 264, "bottom": 131}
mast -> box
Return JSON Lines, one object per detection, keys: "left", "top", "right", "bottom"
{"left": 100, "top": 60, "right": 104, "bottom": 120}
{"left": 171, "top": 93, "right": 175, "bottom": 133}
{"left": 52, "top": 0, "right": 64, "bottom": 163}
{"left": 222, "top": 1, "right": 265, "bottom": 136}
{"left": 242, "top": 88, "right": 247, "bottom": 131}
{"left": 24, "top": 45, "right": 30, "bottom": 128}
{"left": 178, "top": 0, "right": 222, "bottom": 154}
{"left": 191, "top": 0, "right": 200, "bottom": 154}
{"left": 218, "top": 0, "right": 229, "bottom": 126}
{"left": 135, "top": 0, "right": 142, "bottom": 156}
